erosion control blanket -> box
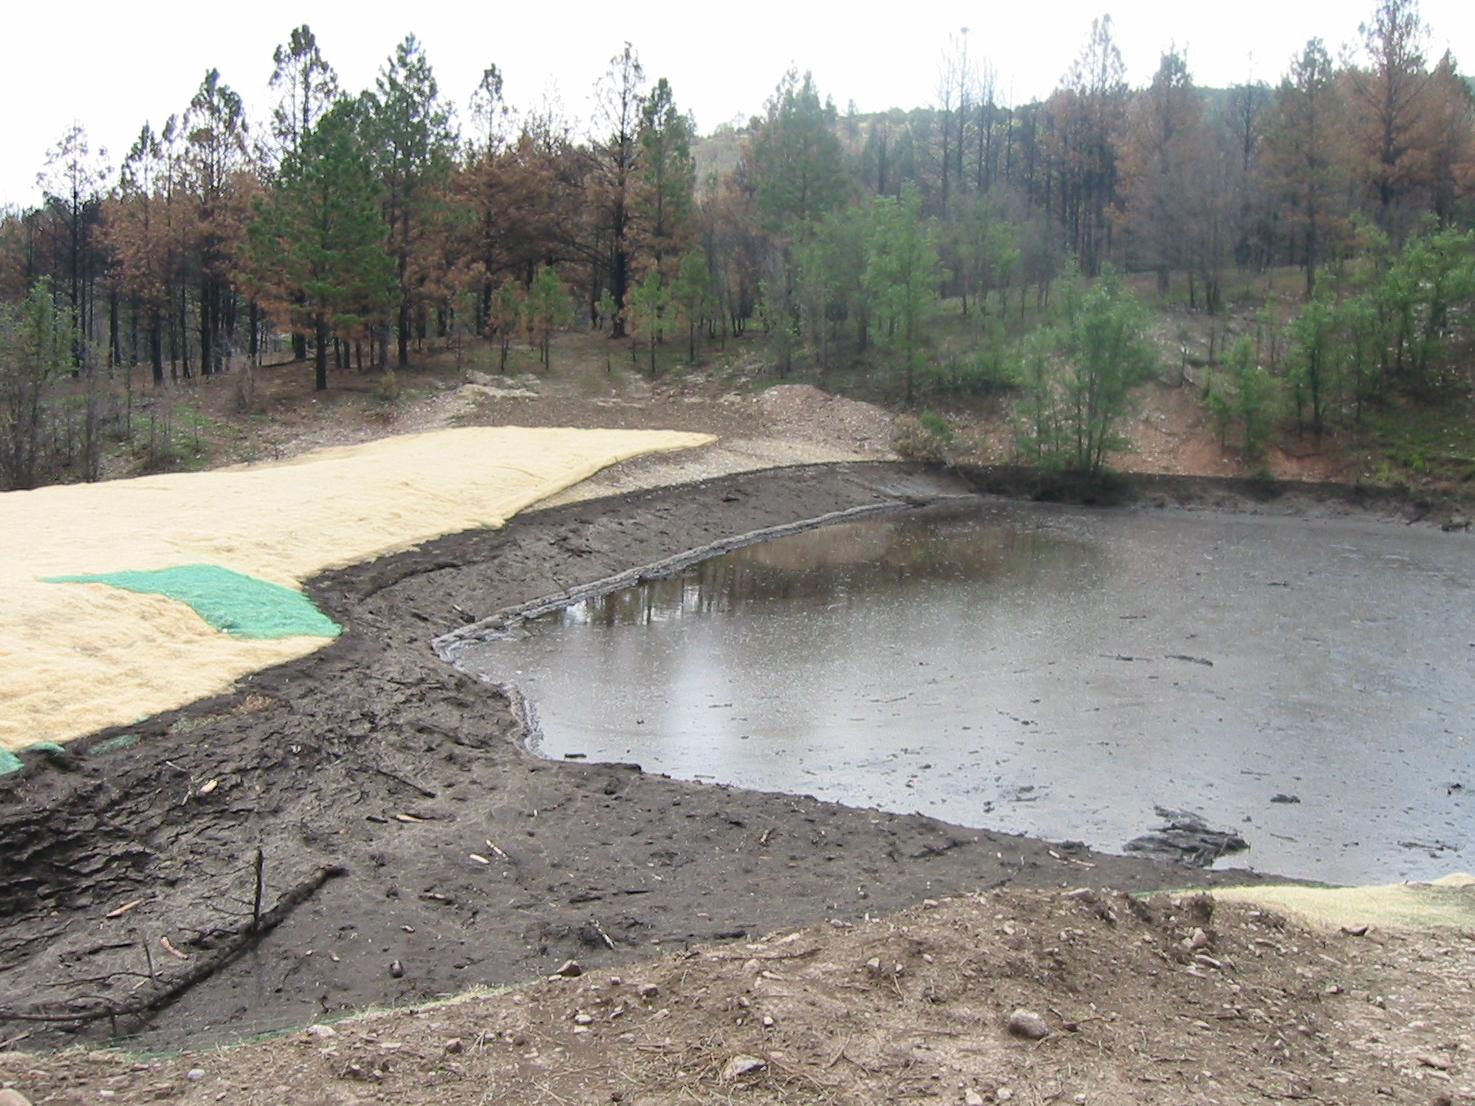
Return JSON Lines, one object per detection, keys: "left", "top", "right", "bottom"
{"left": 0, "top": 426, "right": 711, "bottom": 754}
{"left": 1209, "top": 872, "right": 1475, "bottom": 931}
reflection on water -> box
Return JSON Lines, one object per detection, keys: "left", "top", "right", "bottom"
{"left": 458, "top": 502, "right": 1474, "bottom": 884}
{"left": 562, "top": 518, "right": 1100, "bottom": 628}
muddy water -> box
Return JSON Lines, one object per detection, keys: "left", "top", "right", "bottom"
{"left": 459, "top": 503, "right": 1473, "bottom": 885}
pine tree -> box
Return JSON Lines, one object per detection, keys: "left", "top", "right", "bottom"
{"left": 249, "top": 98, "right": 393, "bottom": 390}
{"left": 369, "top": 35, "right": 455, "bottom": 368}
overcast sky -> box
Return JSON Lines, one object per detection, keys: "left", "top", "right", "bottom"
{"left": 5, "top": 0, "right": 1472, "bottom": 207}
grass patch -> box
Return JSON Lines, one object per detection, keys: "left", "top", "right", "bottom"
{"left": 1356, "top": 396, "right": 1475, "bottom": 486}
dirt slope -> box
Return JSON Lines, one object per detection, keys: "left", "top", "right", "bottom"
{"left": 10, "top": 890, "right": 1472, "bottom": 1105}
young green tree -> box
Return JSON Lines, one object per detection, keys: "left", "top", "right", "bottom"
{"left": 1207, "top": 337, "right": 1280, "bottom": 463}
{"left": 248, "top": 97, "right": 394, "bottom": 391}
{"left": 669, "top": 249, "right": 711, "bottom": 363}
{"left": 748, "top": 70, "right": 847, "bottom": 232}
{"left": 489, "top": 277, "right": 523, "bottom": 371}
{"left": 1059, "top": 268, "right": 1156, "bottom": 471}
{"left": 0, "top": 278, "right": 73, "bottom": 489}
{"left": 269, "top": 25, "right": 341, "bottom": 363}
{"left": 863, "top": 185, "right": 941, "bottom": 404}
{"left": 525, "top": 264, "right": 573, "bottom": 369}
{"left": 628, "top": 270, "right": 667, "bottom": 377}
{"left": 634, "top": 77, "right": 696, "bottom": 277}
{"left": 1011, "top": 267, "right": 1156, "bottom": 473}
{"left": 370, "top": 35, "right": 455, "bottom": 368}
{"left": 1288, "top": 285, "right": 1339, "bottom": 435}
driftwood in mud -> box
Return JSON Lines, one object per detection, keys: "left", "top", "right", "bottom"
{"left": 0, "top": 865, "right": 345, "bottom": 1028}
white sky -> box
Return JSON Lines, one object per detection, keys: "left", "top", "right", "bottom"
{"left": 5, "top": 0, "right": 1472, "bottom": 207}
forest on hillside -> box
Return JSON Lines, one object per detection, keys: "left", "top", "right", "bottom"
{"left": 1, "top": 0, "right": 1473, "bottom": 489}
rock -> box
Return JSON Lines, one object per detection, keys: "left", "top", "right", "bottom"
{"left": 1341, "top": 924, "right": 1370, "bottom": 937}
{"left": 720, "top": 1055, "right": 767, "bottom": 1082}
{"left": 865, "top": 957, "right": 883, "bottom": 975}
{"left": 573, "top": 1013, "right": 594, "bottom": 1026}
{"left": 1417, "top": 1054, "right": 1451, "bottom": 1071}
{"left": 1124, "top": 807, "right": 1249, "bottom": 867}
{"left": 1441, "top": 515, "right": 1470, "bottom": 532}
{"left": 444, "top": 1037, "right": 463, "bottom": 1054}
{"left": 762, "top": 1014, "right": 776, "bottom": 1028}
{"left": 185, "top": 1069, "right": 206, "bottom": 1082}
{"left": 742, "top": 958, "right": 761, "bottom": 975}
{"left": 636, "top": 983, "right": 659, "bottom": 999}
{"left": 388, "top": 959, "right": 404, "bottom": 978}
{"left": 1270, "top": 793, "right": 1300, "bottom": 804}
{"left": 965, "top": 1091, "right": 985, "bottom": 1106}
{"left": 554, "top": 959, "right": 582, "bottom": 978}
{"left": 305, "top": 1024, "right": 337, "bottom": 1039}
{"left": 1006, "top": 1009, "right": 1050, "bottom": 1040}
{"left": 996, "top": 1090, "right": 1014, "bottom": 1103}
{"left": 1184, "top": 927, "right": 1211, "bottom": 952}
{"left": 0, "top": 1091, "right": 35, "bottom": 1106}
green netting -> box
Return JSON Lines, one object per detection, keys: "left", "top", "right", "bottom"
{"left": 0, "top": 749, "right": 21, "bottom": 775}
{"left": 45, "top": 564, "right": 341, "bottom": 640}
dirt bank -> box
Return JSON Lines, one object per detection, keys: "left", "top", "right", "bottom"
{"left": 14, "top": 890, "right": 1474, "bottom": 1106}
{"left": 0, "top": 462, "right": 1312, "bottom": 1052}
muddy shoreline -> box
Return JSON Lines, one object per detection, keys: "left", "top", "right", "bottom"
{"left": 0, "top": 461, "right": 1445, "bottom": 1050}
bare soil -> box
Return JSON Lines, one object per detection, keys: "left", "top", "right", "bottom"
{"left": 9, "top": 890, "right": 1473, "bottom": 1105}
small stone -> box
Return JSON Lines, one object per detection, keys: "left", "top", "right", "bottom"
{"left": 1006, "top": 1009, "right": 1050, "bottom": 1040}
{"left": 0, "top": 1091, "right": 35, "bottom": 1106}
{"left": 1418, "top": 1054, "right": 1451, "bottom": 1071}
{"left": 185, "top": 1069, "right": 206, "bottom": 1082}
{"left": 555, "top": 959, "right": 582, "bottom": 978}
{"left": 865, "top": 957, "right": 883, "bottom": 975}
{"left": 305, "top": 1024, "right": 337, "bottom": 1039}
{"left": 388, "top": 960, "right": 404, "bottom": 978}
{"left": 742, "top": 958, "right": 761, "bottom": 975}
{"left": 573, "top": 1013, "right": 594, "bottom": 1026}
{"left": 1270, "top": 793, "right": 1300, "bottom": 804}
{"left": 922, "top": 898, "right": 940, "bottom": 909}
{"left": 996, "top": 1090, "right": 1014, "bottom": 1103}
{"left": 98, "top": 1094, "right": 115, "bottom": 1101}
{"left": 444, "top": 1037, "right": 463, "bottom": 1054}
{"left": 636, "top": 983, "right": 659, "bottom": 999}
{"left": 1341, "top": 924, "right": 1370, "bottom": 938}
{"left": 720, "top": 1055, "right": 767, "bottom": 1082}
{"left": 965, "top": 1091, "right": 985, "bottom": 1106}
{"left": 1074, "top": 1096, "right": 1088, "bottom": 1105}
{"left": 762, "top": 1014, "right": 775, "bottom": 1028}
{"left": 1184, "top": 928, "right": 1211, "bottom": 952}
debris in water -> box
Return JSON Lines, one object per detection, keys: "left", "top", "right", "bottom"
{"left": 1124, "top": 807, "right": 1248, "bottom": 867}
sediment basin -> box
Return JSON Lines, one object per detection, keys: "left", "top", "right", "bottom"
{"left": 459, "top": 500, "right": 1474, "bottom": 885}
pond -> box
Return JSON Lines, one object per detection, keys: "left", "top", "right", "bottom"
{"left": 455, "top": 502, "right": 1474, "bottom": 885}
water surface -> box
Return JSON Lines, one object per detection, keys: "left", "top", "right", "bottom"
{"left": 458, "top": 502, "right": 1473, "bottom": 884}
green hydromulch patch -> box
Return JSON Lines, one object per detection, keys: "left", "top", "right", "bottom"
{"left": 45, "top": 564, "right": 341, "bottom": 640}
